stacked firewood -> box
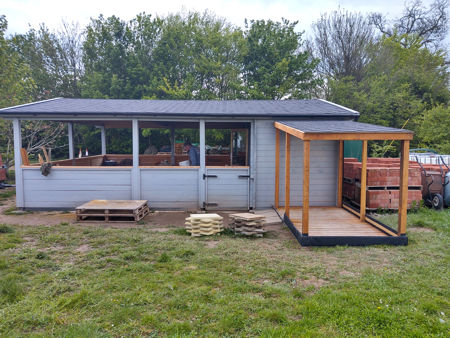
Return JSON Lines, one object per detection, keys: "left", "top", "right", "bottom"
{"left": 185, "top": 214, "right": 223, "bottom": 236}
{"left": 229, "top": 213, "right": 266, "bottom": 237}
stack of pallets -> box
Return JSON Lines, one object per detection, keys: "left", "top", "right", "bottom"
{"left": 185, "top": 214, "right": 223, "bottom": 236}
{"left": 76, "top": 200, "right": 150, "bottom": 222}
{"left": 344, "top": 158, "right": 422, "bottom": 210}
{"left": 229, "top": 213, "right": 266, "bottom": 237}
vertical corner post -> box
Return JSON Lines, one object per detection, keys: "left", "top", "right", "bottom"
{"left": 13, "top": 119, "right": 24, "bottom": 208}
{"left": 170, "top": 126, "right": 175, "bottom": 166}
{"left": 337, "top": 140, "right": 344, "bottom": 207}
{"left": 284, "top": 133, "right": 291, "bottom": 218}
{"left": 275, "top": 128, "right": 280, "bottom": 209}
{"left": 68, "top": 122, "right": 74, "bottom": 159}
{"left": 302, "top": 140, "right": 310, "bottom": 235}
{"left": 100, "top": 126, "right": 106, "bottom": 155}
{"left": 398, "top": 140, "right": 410, "bottom": 235}
{"left": 198, "top": 120, "right": 206, "bottom": 209}
{"left": 131, "top": 119, "right": 141, "bottom": 200}
{"left": 360, "top": 140, "right": 368, "bottom": 221}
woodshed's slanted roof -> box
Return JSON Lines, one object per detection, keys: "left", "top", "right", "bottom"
{"left": 0, "top": 98, "right": 359, "bottom": 118}
{"left": 275, "top": 120, "right": 413, "bottom": 140}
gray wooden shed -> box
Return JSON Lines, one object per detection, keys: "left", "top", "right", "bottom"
{"left": 0, "top": 98, "right": 414, "bottom": 246}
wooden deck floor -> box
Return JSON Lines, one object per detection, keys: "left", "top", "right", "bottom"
{"left": 277, "top": 207, "right": 388, "bottom": 237}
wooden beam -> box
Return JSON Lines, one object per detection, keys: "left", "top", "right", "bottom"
{"left": 337, "top": 140, "right": 344, "bottom": 207}
{"left": 365, "top": 217, "right": 398, "bottom": 237}
{"left": 303, "top": 132, "right": 414, "bottom": 141}
{"left": 302, "top": 140, "right": 310, "bottom": 235}
{"left": 273, "top": 122, "right": 413, "bottom": 141}
{"left": 360, "top": 140, "right": 368, "bottom": 221}
{"left": 20, "top": 148, "right": 29, "bottom": 166}
{"left": 274, "top": 122, "right": 305, "bottom": 140}
{"left": 275, "top": 128, "right": 280, "bottom": 208}
{"left": 285, "top": 133, "right": 291, "bottom": 218}
{"left": 398, "top": 140, "right": 410, "bottom": 235}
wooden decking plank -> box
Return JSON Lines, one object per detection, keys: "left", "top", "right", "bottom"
{"left": 280, "top": 206, "right": 388, "bottom": 237}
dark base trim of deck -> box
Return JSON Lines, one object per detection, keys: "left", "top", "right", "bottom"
{"left": 283, "top": 214, "right": 408, "bottom": 247}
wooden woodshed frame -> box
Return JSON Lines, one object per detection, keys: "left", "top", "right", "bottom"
{"left": 274, "top": 120, "right": 414, "bottom": 246}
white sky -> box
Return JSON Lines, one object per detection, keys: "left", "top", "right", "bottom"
{"left": 3, "top": 0, "right": 438, "bottom": 38}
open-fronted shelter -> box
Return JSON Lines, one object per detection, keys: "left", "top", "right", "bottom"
{"left": 0, "top": 98, "right": 413, "bottom": 246}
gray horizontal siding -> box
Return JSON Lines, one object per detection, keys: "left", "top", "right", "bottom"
{"left": 254, "top": 120, "right": 338, "bottom": 208}
{"left": 23, "top": 168, "right": 132, "bottom": 209}
{"left": 140, "top": 168, "right": 198, "bottom": 209}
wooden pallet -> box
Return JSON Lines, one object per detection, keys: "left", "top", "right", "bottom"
{"left": 76, "top": 200, "right": 150, "bottom": 222}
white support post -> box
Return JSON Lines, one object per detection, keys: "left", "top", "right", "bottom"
{"left": 198, "top": 120, "right": 206, "bottom": 209}
{"left": 100, "top": 126, "right": 106, "bottom": 155}
{"left": 131, "top": 119, "right": 141, "bottom": 200}
{"left": 250, "top": 119, "right": 256, "bottom": 210}
{"left": 13, "top": 119, "right": 24, "bottom": 208}
{"left": 170, "top": 126, "right": 175, "bottom": 166}
{"left": 68, "top": 122, "right": 74, "bottom": 159}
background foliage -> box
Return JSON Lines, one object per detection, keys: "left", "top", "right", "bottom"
{"left": 0, "top": 0, "right": 448, "bottom": 163}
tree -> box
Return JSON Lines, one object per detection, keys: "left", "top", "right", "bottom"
{"left": 369, "top": 0, "right": 449, "bottom": 49}
{"left": 418, "top": 105, "right": 450, "bottom": 153}
{"left": 309, "top": 9, "right": 374, "bottom": 82}
{"left": 11, "top": 21, "right": 83, "bottom": 100}
{"left": 328, "top": 35, "right": 449, "bottom": 154}
{"left": 0, "top": 16, "right": 36, "bottom": 168}
{"left": 152, "top": 11, "right": 245, "bottom": 100}
{"left": 82, "top": 15, "right": 136, "bottom": 98}
{"left": 242, "top": 19, "right": 319, "bottom": 99}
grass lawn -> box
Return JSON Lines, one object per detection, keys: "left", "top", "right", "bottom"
{"left": 0, "top": 208, "right": 449, "bottom": 336}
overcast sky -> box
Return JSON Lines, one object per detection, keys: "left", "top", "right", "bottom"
{"left": 2, "top": 0, "right": 438, "bottom": 37}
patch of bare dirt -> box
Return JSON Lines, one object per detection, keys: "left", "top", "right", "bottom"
{"left": 75, "top": 244, "right": 91, "bottom": 253}
{"left": 297, "top": 276, "right": 328, "bottom": 288}
{"left": 204, "top": 241, "right": 219, "bottom": 248}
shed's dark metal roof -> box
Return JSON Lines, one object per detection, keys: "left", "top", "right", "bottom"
{"left": 277, "top": 120, "right": 413, "bottom": 134}
{"left": 0, "top": 98, "right": 359, "bottom": 118}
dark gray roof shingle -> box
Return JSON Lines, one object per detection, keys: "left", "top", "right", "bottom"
{"left": 0, "top": 98, "right": 359, "bottom": 118}
{"left": 277, "top": 120, "right": 413, "bottom": 134}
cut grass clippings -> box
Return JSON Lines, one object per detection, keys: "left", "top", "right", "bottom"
{"left": 0, "top": 207, "right": 449, "bottom": 336}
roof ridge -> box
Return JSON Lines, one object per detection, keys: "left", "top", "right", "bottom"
{"left": 318, "top": 99, "right": 359, "bottom": 116}
{"left": 0, "top": 97, "right": 62, "bottom": 112}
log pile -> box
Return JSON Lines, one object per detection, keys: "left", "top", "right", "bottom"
{"left": 229, "top": 213, "right": 266, "bottom": 237}
{"left": 185, "top": 214, "right": 223, "bottom": 236}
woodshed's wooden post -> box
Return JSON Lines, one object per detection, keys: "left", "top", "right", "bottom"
{"left": 131, "top": 119, "right": 141, "bottom": 200}
{"left": 302, "top": 140, "right": 310, "bottom": 235}
{"left": 284, "top": 133, "right": 291, "bottom": 218}
{"left": 13, "top": 118, "right": 24, "bottom": 208}
{"left": 360, "top": 140, "right": 368, "bottom": 221}
{"left": 68, "top": 122, "right": 74, "bottom": 159}
{"left": 398, "top": 140, "right": 410, "bottom": 235}
{"left": 337, "top": 140, "right": 344, "bottom": 207}
{"left": 275, "top": 128, "right": 280, "bottom": 208}
{"left": 100, "top": 126, "right": 106, "bottom": 155}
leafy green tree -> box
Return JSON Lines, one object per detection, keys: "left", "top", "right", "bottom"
{"left": 242, "top": 18, "right": 320, "bottom": 99}
{"left": 11, "top": 21, "right": 83, "bottom": 100}
{"left": 0, "top": 16, "right": 36, "bottom": 167}
{"left": 329, "top": 35, "right": 449, "bottom": 154}
{"left": 418, "top": 105, "right": 450, "bottom": 153}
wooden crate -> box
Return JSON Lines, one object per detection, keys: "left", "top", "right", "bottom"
{"left": 76, "top": 200, "right": 150, "bottom": 222}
